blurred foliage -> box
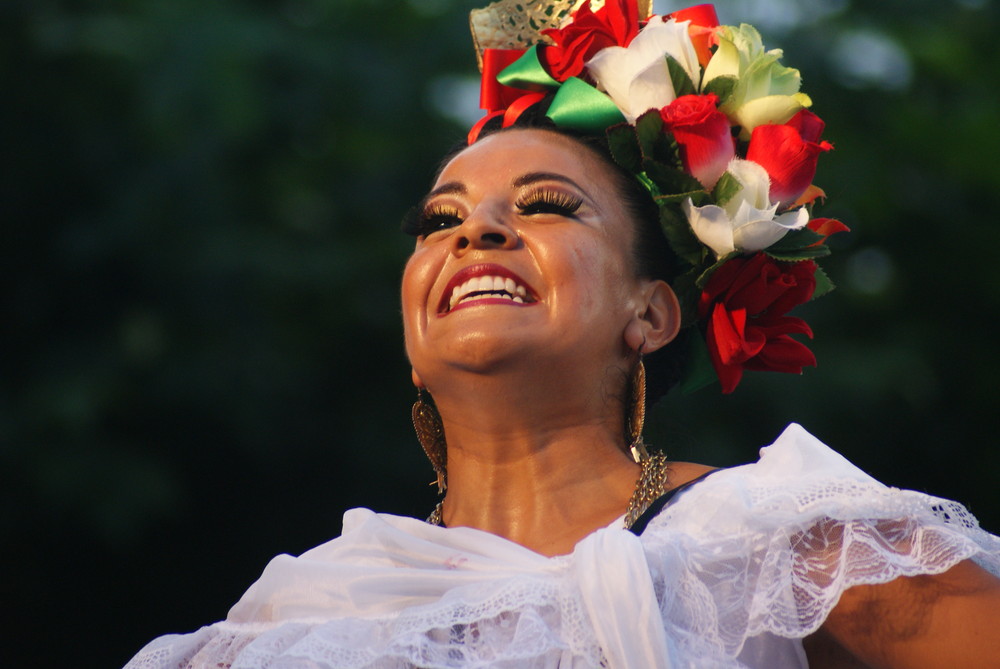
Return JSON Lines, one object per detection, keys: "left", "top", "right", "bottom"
{"left": 3, "top": 0, "right": 999, "bottom": 666}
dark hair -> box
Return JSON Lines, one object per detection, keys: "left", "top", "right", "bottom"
{"left": 421, "top": 101, "right": 689, "bottom": 402}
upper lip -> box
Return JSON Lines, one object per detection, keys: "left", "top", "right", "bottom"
{"left": 437, "top": 263, "right": 537, "bottom": 314}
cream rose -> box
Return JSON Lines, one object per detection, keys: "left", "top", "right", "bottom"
{"left": 704, "top": 24, "right": 811, "bottom": 137}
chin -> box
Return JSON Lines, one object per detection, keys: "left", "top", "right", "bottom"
{"left": 419, "top": 334, "right": 541, "bottom": 382}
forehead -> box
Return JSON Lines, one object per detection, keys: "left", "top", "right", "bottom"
{"left": 435, "top": 129, "right": 620, "bottom": 191}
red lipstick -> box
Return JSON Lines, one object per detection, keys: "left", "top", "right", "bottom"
{"left": 437, "top": 263, "right": 538, "bottom": 315}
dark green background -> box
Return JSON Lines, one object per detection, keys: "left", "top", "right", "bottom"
{"left": 4, "top": 1, "right": 998, "bottom": 666}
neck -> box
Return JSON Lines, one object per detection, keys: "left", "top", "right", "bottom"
{"left": 427, "top": 369, "right": 641, "bottom": 556}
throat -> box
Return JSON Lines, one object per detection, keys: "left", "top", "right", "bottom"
{"left": 429, "top": 441, "right": 644, "bottom": 556}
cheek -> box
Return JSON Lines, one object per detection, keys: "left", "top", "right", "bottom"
{"left": 401, "top": 246, "right": 441, "bottom": 332}
{"left": 537, "top": 230, "right": 635, "bottom": 311}
{"left": 590, "top": 231, "right": 643, "bottom": 319}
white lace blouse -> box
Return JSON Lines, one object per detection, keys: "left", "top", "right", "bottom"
{"left": 124, "top": 424, "right": 1000, "bottom": 668}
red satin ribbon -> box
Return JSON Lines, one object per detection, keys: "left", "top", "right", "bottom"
{"left": 502, "top": 92, "right": 546, "bottom": 127}
{"left": 468, "top": 92, "right": 546, "bottom": 144}
{"left": 480, "top": 48, "right": 528, "bottom": 112}
{"left": 467, "top": 110, "right": 504, "bottom": 145}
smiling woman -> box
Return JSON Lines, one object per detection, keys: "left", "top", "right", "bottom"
{"left": 400, "top": 128, "right": 685, "bottom": 551}
{"left": 123, "top": 1, "right": 1000, "bottom": 668}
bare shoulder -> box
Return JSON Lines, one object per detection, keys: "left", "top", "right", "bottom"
{"left": 818, "top": 559, "right": 1000, "bottom": 668}
{"left": 665, "top": 460, "right": 718, "bottom": 493}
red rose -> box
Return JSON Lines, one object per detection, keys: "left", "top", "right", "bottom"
{"left": 540, "top": 0, "right": 639, "bottom": 82}
{"left": 660, "top": 93, "right": 734, "bottom": 188}
{"left": 698, "top": 254, "right": 817, "bottom": 393}
{"left": 746, "top": 109, "right": 833, "bottom": 209}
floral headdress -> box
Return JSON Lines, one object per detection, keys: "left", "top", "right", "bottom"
{"left": 468, "top": 0, "right": 848, "bottom": 394}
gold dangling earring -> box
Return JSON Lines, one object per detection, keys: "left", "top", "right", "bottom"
{"left": 626, "top": 359, "right": 649, "bottom": 463}
{"left": 412, "top": 389, "right": 447, "bottom": 494}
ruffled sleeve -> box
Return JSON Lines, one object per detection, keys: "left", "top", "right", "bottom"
{"left": 123, "top": 424, "right": 1000, "bottom": 669}
{"left": 638, "top": 423, "right": 1000, "bottom": 664}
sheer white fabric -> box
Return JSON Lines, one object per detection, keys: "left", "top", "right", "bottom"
{"left": 125, "top": 424, "right": 1000, "bottom": 669}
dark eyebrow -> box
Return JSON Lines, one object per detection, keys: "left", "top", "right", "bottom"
{"left": 426, "top": 181, "right": 466, "bottom": 199}
{"left": 512, "top": 172, "right": 585, "bottom": 191}
{"left": 421, "top": 172, "right": 592, "bottom": 210}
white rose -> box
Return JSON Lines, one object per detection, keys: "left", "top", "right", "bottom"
{"left": 683, "top": 159, "right": 809, "bottom": 257}
{"left": 585, "top": 16, "right": 701, "bottom": 122}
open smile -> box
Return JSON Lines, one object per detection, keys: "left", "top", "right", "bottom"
{"left": 437, "top": 263, "right": 538, "bottom": 315}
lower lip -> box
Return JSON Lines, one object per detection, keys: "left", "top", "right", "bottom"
{"left": 440, "top": 297, "right": 537, "bottom": 316}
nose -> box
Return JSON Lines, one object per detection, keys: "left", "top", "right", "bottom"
{"left": 452, "top": 206, "right": 518, "bottom": 253}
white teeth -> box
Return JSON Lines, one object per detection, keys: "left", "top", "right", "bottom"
{"left": 458, "top": 292, "right": 513, "bottom": 306}
{"left": 446, "top": 274, "right": 532, "bottom": 311}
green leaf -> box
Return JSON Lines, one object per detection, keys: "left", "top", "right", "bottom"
{"left": 669, "top": 267, "right": 704, "bottom": 325}
{"left": 766, "top": 226, "right": 825, "bottom": 252}
{"left": 653, "top": 190, "right": 708, "bottom": 207}
{"left": 703, "top": 75, "right": 737, "bottom": 105}
{"left": 655, "top": 192, "right": 707, "bottom": 206}
{"left": 680, "top": 331, "right": 718, "bottom": 395}
{"left": 811, "top": 264, "right": 836, "bottom": 300}
{"left": 666, "top": 55, "right": 697, "bottom": 98}
{"left": 664, "top": 189, "right": 711, "bottom": 207}
{"left": 711, "top": 171, "right": 740, "bottom": 207}
{"left": 634, "top": 108, "right": 683, "bottom": 165}
{"left": 635, "top": 172, "right": 661, "bottom": 198}
{"left": 660, "top": 206, "right": 705, "bottom": 267}
{"left": 695, "top": 252, "right": 738, "bottom": 289}
{"left": 642, "top": 159, "right": 705, "bottom": 198}
{"left": 764, "top": 226, "right": 834, "bottom": 262}
{"left": 765, "top": 245, "right": 831, "bottom": 262}
{"left": 634, "top": 110, "right": 664, "bottom": 157}
{"left": 606, "top": 123, "right": 642, "bottom": 173}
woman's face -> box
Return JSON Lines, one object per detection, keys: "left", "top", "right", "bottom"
{"left": 402, "top": 129, "right": 654, "bottom": 388}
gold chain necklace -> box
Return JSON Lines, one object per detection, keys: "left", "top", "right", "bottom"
{"left": 622, "top": 450, "right": 669, "bottom": 529}
{"left": 426, "top": 451, "right": 669, "bottom": 530}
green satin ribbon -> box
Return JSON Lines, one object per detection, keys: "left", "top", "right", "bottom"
{"left": 546, "top": 77, "right": 626, "bottom": 133}
{"left": 496, "top": 46, "right": 560, "bottom": 90}
{"left": 497, "top": 46, "right": 624, "bottom": 134}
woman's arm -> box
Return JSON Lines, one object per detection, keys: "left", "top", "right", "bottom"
{"left": 808, "top": 559, "right": 1000, "bottom": 669}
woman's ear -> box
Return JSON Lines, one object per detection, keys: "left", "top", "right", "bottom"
{"left": 624, "top": 279, "right": 681, "bottom": 354}
{"left": 411, "top": 368, "right": 425, "bottom": 389}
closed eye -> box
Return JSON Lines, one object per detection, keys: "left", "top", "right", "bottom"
{"left": 402, "top": 204, "right": 464, "bottom": 237}
{"left": 515, "top": 189, "right": 583, "bottom": 218}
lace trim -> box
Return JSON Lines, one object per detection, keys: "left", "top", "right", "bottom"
{"left": 124, "top": 427, "right": 1000, "bottom": 669}
{"left": 126, "top": 512, "right": 997, "bottom": 668}
{"left": 641, "top": 477, "right": 1000, "bottom": 659}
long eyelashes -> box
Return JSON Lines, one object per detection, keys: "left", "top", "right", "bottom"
{"left": 515, "top": 188, "right": 583, "bottom": 217}
{"left": 402, "top": 188, "right": 584, "bottom": 238}
{"left": 401, "top": 203, "right": 462, "bottom": 237}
